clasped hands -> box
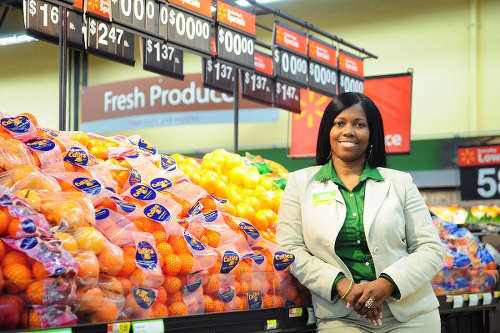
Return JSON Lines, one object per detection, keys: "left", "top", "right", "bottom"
{"left": 336, "top": 277, "right": 394, "bottom": 326}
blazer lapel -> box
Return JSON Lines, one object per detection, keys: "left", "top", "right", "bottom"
{"left": 364, "top": 179, "right": 389, "bottom": 238}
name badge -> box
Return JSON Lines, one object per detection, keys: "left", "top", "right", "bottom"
{"left": 312, "top": 190, "right": 337, "bottom": 205}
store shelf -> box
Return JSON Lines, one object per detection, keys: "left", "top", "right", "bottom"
{"left": 23, "top": 307, "right": 315, "bottom": 333}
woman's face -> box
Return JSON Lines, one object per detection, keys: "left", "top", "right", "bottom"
{"left": 329, "top": 104, "right": 370, "bottom": 164}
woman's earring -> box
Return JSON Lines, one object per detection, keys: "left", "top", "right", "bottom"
{"left": 367, "top": 144, "right": 373, "bottom": 162}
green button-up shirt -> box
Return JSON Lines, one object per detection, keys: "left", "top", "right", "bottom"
{"left": 315, "top": 162, "right": 400, "bottom": 299}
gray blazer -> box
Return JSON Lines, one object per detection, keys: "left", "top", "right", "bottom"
{"left": 276, "top": 166, "right": 445, "bottom": 322}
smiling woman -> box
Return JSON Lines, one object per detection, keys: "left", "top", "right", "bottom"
{"left": 277, "top": 93, "right": 444, "bottom": 332}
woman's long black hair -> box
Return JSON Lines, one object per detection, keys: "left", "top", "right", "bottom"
{"left": 315, "top": 92, "right": 387, "bottom": 168}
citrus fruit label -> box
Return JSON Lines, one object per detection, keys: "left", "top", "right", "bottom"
{"left": 132, "top": 287, "right": 157, "bottom": 309}
{"left": 106, "top": 187, "right": 116, "bottom": 193}
{"left": 95, "top": 208, "right": 111, "bottom": 220}
{"left": 150, "top": 178, "right": 173, "bottom": 191}
{"left": 188, "top": 202, "right": 203, "bottom": 216}
{"left": 183, "top": 230, "right": 205, "bottom": 251}
{"left": 1, "top": 116, "right": 30, "bottom": 133}
{"left": 129, "top": 169, "right": 142, "bottom": 186}
{"left": 126, "top": 153, "right": 139, "bottom": 159}
{"left": 210, "top": 194, "right": 227, "bottom": 204}
{"left": 135, "top": 241, "right": 158, "bottom": 270}
{"left": 64, "top": 147, "right": 90, "bottom": 166}
{"left": 21, "top": 218, "right": 37, "bottom": 234}
{"left": 183, "top": 279, "right": 202, "bottom": 293}
{"left": 273, "top": 251, "right": 295, "bottom": 271}
{"left": 160, "top": 155, "right": 177, "bottom": 171}
{"left": 143, "top": 204, "right": 171, "bottom": 222}
{"left": 73, "top": 178, "right": 102, "bottom": 195}
{"left": 131, "top": 185, "right": 156, "bottom": 201}
{"left": 238, "top": 222, "right": 260, "bottom": 240}
{"left": 138, "top": 138, "right": 157, "bottom": 155}
{"left": 203, "top": 210, "right": 218, "bottom": 222}
{"left": 42, "top": 128, "right": 59, "bottom": 137}
{"left": 26, "top": 138, "right": 56, "bottom": 151}
{"left": 248, "top": 291, "right": 262, "bottom": 310}
{"left": 110, "top": 196, "right": 137, "bottom": 213}
{"left": 220, "top": 251, "right": 239, "bottom": 274}
{"left": 21, "top": 237, "right": 38, "bottom": 250}
{"left": 217, "top": 287, "right": 235, "bottom": 303}
{"left": 251, "top": 253, "right": 265, "bottom": 265}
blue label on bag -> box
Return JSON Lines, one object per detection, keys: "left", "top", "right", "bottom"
{"left": 131, "top": 185, "right": 156, "bottom": 201}
{"left": 150, "top": 177, "right": 173, "bottom": 192}
{"left": 252, "top": 253, "right": 265, "bottom": 265}
{"left": 132, "top": 287, "right": 157, "bottom": 309}
{"left": 1, "top": 116, "right": 30, "bottom": 133}
{"left": 110, "top": 196, "right": 136, "bottom": 213}
{"left": 209, "top": 194, "right": 227, "bottom": 204}
{"left": 217, "top": 287, "right": 235, "bottom": 303}
{"left": 220, "top": 251, "right": 239, "bottom": 274}
{"left": 183, "top": 230, "right": 205, "bottom": 251}
{"left": 273, "top": 251, "right": 295, "bottom": 271}
{"left": 248, "top": 291, "right": 262, "bottom": 310}
{"left": 129, "top": 169, "right": 142, "bottom": 186}
{"left": 138, "top": 138, "right": 157, "bottom": 155}
{"left": 188, "top": 202, "right": 203, "bottom": 216}
{"left": 203, "top": 210, "right": 218, "bottom": 222}
{"left": 21, "top": 237, "right": 38, "bottom": 250}
{"left": 95, "top": 208, "right": 110, "bottom": 220}
{"left": 238, "top": 221, "right": 260, "bottom": 240}
{"left": 183, "top": 279, "right": 202, "bottom": 293}
{"left": 64, "top": 147, "right": 90, "bottom": 166}
{"left": 26, "top": 138, "right": 55, "bottom": 151}
{"left": 144, "top": 204, "right": 170, "bottom": 222}
{"left": 21, "top": 218, "right": 36, "bottom": 234}
{"left": 73, "top": 177, "right": 102, "bottom": 195}
{"left": 160, "top": 155, "right": 177, "bottom": 171}
{"left": 136, "top": 241, "right": 158, "bottom": 270}
{"left": 42, "top": 128, "right": 59, "bottom": 137}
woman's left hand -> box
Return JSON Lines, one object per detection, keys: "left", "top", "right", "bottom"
{"left": 353, "top": 278, "right": 394, "bottom": 316}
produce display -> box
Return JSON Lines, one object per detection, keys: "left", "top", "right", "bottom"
{"left": 429, "top": 205, "right": 500, "bottom": 225}
{"left": 431, "top": 216, "right": 498, "bottom": 296}
{"left": 0, "top": 112, "right": 308, "bottom": 330}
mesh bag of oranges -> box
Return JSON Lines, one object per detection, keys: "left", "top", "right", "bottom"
{"left": 162, "top": 181, "right": 208, "bottom": 217}
{"left": 25, "top": 277, "right": 77, "bottom": 306}
{"left": 0, "top": 165, "right": 61, "bottom": 192}
{"left": 21, "top": 304, "right": 78, "bottom": 329}
{"left": 0, "top": 134, "right": 36, "bottom": 171}
{"left": 94, "top": 208, "right": 138, "bottom": 247}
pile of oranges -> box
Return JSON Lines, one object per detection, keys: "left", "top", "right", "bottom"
{"left": 0, "top": 113, "right": 309, "bottom": 330}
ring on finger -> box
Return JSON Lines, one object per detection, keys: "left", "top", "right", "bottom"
{"left": 364, "top": 297, "right": 375, "bottom": 309}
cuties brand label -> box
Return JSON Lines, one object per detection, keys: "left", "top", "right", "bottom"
{"left": 110, "top": 196, "right": 136, "bottom": 213}
{"left": 131, "top": 185, "right": 156, "bottom": 201}
{"left": 273, "top": 251, "right": 295, "bottom": 271}
{"left": 73, "top": 177, "right": 102, "bottom": 195}
{"left": 183, "top": 230, "right": 205, "bottom": 251}
{"left": 129, "top": 169, "right": 142, "bottom": 186}
{"left": 1, "top": 116, "right": 30, "bottom": 133}
{"left": 160, "top": 155, "right": 177, "bottom": 171}
{"left": 220, "top": 250, "right": 239, "bottom": 274}
{"left": 188, "top": 202, "right": 203, "bottom": 216}
{"left": 217, "top": 287, "right": 235, "bottom": 303}
{"left": 64, "top": 147, "right": 90, "bottom": 166}
{"left": 252, "top": 253, "right": 265, "bottom": 265}
{"left": 42, "top": 128, "right": 59, "bottom": 137}
{"left": 126, "top": 153, "right": 139, "bottom": 159}
{"left": 26, "top": 138, "right": 56, "bottom": 151}
{"left": 20, "top": 237, "right": 38, "bottom": 250}
{"left": 150, "top": 177, "right": 173, "bottom": 191}
{"left": 247, "top": 291, "right": 262, "bottom": 310}
{"left": 95, "top": 208, "right": 110, "bottom": 220}
{"left": 203, "top": 210, "right": 218, "bottom": 222}
{"left": 144, "top": 204, "right": 170, "bottom": 222}
{"left": 209, "top": 194, "right": 227, "bottom": 204}
{"left": 138, "top": 138, "right": 157, "bottom": 155}
{"left": 183, "top": 279, "right": 202, "bottom": 293}
{"left": 132, "top": 287, "right": 157, "bottom": 309}
{"left": 238, "top": 221, "right": 260, "bottom": 240}
{"left": 21, "top": 218, "right": 36, "bottom": 234}
{"left": 135, "top": 241, "right": 158, "bottom": 270}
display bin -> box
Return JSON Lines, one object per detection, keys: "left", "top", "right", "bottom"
{"left": 438, "top": 293, "right": 500, "bottom": 333}
{"left": 18, "top": 307, "right": 316, "bottom": 333}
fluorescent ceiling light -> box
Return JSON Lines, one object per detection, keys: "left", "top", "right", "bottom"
{"left": 235, "top": 0, "right": 284, "bottom": 7}
{"left": 0, "top": 33, "right": 37, "bottom": 47}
